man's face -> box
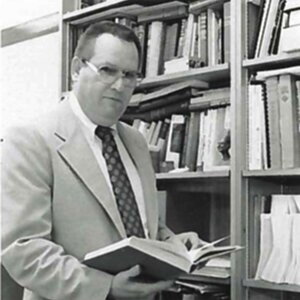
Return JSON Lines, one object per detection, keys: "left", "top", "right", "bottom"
{"left": 73, "top": 33, "right": 139, "bottom": 126}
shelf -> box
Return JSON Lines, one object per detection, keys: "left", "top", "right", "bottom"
{"left": 63, "top": 0, "right": 187, "bottom": 24}
{"left": 138, "top": 64, "right": 230, "bottom": 90}
{"left": 244, "top": 279, "right": 300, "bottom": 293}
{"left": 156, "top": 170, "right": 230, "bottom": 181}
{"left": 243, "top": 51, "right": 300, "bottom": 72}
{"left": 243, "top": 168, "right": 300, "bottom": 178}
{"left": 179, "top": 275, "right": 230, "bottom": 285}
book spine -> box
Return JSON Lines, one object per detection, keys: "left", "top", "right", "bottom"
{"left": 179, "top": 115, "right": 191, "bottom": 168}
{"left": 196, "top": 111, "right": 206, "bottom": 171}
{"left": 265, "top": 76, "right": 282, "bottom": 169}
{"left": 138, "top": 5, "right": 188, "bottom": 23}
{"left": 199, "top": 11, "right": 208, "bottom": 66}
{"left": 165, "top": 115, "right": 186, "bottom": 169}
{"left": 182, "top": 13, "right": 195, "bottom": 58}
{"left": 177, "top": 18, "right": 187, "bottom": 57}
{"left": 259, "top": 0, "right": 281, "bottom": 57}
{"left": 145, "top": 21, "right": 165, "bottom": 77}
{"left": 137, "top": 89, "right": 192, "bottom": 113}
{"left": 278, "top": 74, "right": 300, "bottom": 168}
{"left": 223, "top": 1, "right": 231, "bottom": 63}
{"left": 185, "top": 111, "right": 201, "bottom": 171}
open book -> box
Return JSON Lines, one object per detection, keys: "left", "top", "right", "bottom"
{"left": 83, "top": 236, "right": 242, "bottom": 280}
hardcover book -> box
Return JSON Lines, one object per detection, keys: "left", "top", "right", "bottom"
{"left": 83, "top": 236, "right": 241, "bottom": 280}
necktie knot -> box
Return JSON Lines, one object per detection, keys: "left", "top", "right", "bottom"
{"left": 95, "top": 125, "right": 112, "bottom": 140}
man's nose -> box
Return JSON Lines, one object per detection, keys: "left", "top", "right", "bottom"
{"left": 110, "top": 74, "right": 125, "bottom": 90}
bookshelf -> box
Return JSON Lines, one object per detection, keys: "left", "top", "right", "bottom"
{"left": 61, "top": 0, "right": 300, "bottom": 299}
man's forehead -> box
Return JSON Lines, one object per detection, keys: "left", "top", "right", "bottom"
{"left": 91, "top": 33, "right": 139, "bottom": 69}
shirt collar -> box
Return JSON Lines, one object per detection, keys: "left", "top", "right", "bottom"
{"left": 69, "top": 91, "right": 117, "bottom": 137}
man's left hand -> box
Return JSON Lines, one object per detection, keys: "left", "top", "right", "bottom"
{"left": 167, "top": 232, "right": 208, "bottom": 250}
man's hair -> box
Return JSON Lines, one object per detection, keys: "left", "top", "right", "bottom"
{"left": 74, "top": 21, "right": 142, "bottom": 67}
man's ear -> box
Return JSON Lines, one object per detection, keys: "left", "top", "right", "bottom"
{"left": 71, "top": 57, "right": 83, "bottom": 82}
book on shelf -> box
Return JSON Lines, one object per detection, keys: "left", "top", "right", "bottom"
{"left": 163, "top": 21, "right": 182, "bottom": 62}
{"left": 184, "top": 112, "right": 201, "bottom": 171}
{"left": 83, "top": 236, "right": 241, "bottom": 280}
{"left": 247, "top": 0, "right": 264, "bottom": 58}
{"left": 255, "top": 194, "right": 300, "bottom": 285}
{"left": 145, "top": 21, "right": 166, "bottom": 77}
{"left": 195, "top": 106, "right": 231, "bottom": 172}
{"left": 223, "top": 1, "right": 231, "bottom": 63}
{"left": 278, "top": 74, "right": 300, "bottom": 169}
{"left": 137, "top": 1, "right": 188, "bottom": 23}
{"left": 148, "top": 119, "right": 171, "bottom": 173}
{"left": 265, "top": 76, "right": 282, "bottom": 169}
{"left": 252, "top": 0, "right": 300, "bottom": 57}
{"left": 248, "top": 69, "right": 300, "bottom": 170}
{"left": 134, "top": 24, "right": 148, "bottom": 76}
{"left": 278, "top": 0, "right": 300, "bottom": 53}
{"left": 198, "top": 10, "right": 208, "bottom": 67}
{"left": 189, "top": 87, "right": 230, "bottom": 111}
{"left": 248, "top": 195, "right": 271, "bottom": 277}
{"left": 123, "top": 100, "right": 190, "bottom": 123}
{"left": 165, "top": 114, "right": 187, "bottom": 170}
{"left": 128, "top": 80, "right": 209, "bottom": 113}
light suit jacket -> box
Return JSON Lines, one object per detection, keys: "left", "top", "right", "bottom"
{"left": 1, "top": 98, "right": 174, "bottom": 300}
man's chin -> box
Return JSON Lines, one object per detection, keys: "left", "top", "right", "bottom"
{"left": 95, "top": 114, "right": 122, "bottom": 127}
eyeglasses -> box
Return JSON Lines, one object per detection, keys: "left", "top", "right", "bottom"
{"left": 82, "top": 59, "right": 141, "bottom": 88}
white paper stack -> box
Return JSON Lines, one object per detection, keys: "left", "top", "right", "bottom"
{"left": 255, "top": 194, "right": 300, "bottom": 285}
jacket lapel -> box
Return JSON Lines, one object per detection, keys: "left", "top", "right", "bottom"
{"left": 117, "top": 123, "right": 158, "bottom": 239}
{"left": 55, "top": 99, "right": 126, "bottom": 238}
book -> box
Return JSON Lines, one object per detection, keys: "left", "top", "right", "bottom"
{"left": 128, "top": 80, "right": 209, "bottom": 113}
{"left": 278, "top": 74, "right": 300, "bottom": 168}
{"left": 182, "top": 13, "right": 195, "bottom": 58}
{"left": 145, "top": 21, "right": 165, "bottom": 77}
{"left": 137, "top": 1, "right": 188, "bottom": 23}
{"left": 256, "top": 0, "right": 282, "bottom": 57}
{"left": 165, "top": 114, "right": 186, "bottom": 170}
{"left": 255, "top": 0, "right": 272, "bottom": 57}
{"left": 163, "top": 21, "right": 181, "bottom": 62}
{"left": 223, "top": 1, "right": 231, "bottom": 63}
{"left": 265, "top": 76, "right": 281, "bottom": 169}
{"left": 198, "top": 11, "right": 208, "bottom": 67}
{"left": 83, "top": 236, "right": 241, "bottom": 280}
{"left": 185, "top": 112, "right": 201, "bottom": 171}
{"left": 247, "top": 0, "right": 265, "bottom": 58}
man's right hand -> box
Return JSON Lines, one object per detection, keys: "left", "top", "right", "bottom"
{"left": 109, "top": 265, "right": 174, "bottom": 299}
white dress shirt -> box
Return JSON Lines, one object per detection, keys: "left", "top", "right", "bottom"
{"left": 69, "top": 92, "right": 149, "bottom": 237}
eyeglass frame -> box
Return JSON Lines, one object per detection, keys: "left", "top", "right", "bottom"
{"left": 81, "top": 58, "right": 142, "bottom": 88}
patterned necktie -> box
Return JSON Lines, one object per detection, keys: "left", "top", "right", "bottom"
{"left": 95, "top": 125, "right": 145, "bottom": 238}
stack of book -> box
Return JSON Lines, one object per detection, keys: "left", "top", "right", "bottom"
{"left": 132, "top": 0, "right": 230, "bottom": 77}
{"left": 247, "top": 66, "right": 300, "bottom": 170}
{"left": 124, "top": 81, "right": 231, "bottom": 173}
{"left": 255, "top": 194, "right": 300, "bottom": 285}
{"left": 248, "top": 0, "right": 300, "bottom": 58}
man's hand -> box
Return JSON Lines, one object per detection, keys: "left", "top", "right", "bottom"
{"left": 167, "top": 232, "right": 208, "bottom": 250}
{"left": 109, "top": 265, "right": 174, "bottom": 299}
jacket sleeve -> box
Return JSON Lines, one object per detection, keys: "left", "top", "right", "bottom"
{"left": 1, "top": 124, "right": 113, "bottom": 300}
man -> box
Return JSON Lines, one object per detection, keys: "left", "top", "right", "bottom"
{"left": 2, "top": 21, "right": 203, "bottom": 300}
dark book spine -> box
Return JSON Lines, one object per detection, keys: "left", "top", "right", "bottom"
{"left": 199, "top": 11, "right": 208, "bottom": 66}
{"left": 179, "top": 115, "right": 190, "bottom": 168}
{"left": 137, "top": 89, "right": 192, "bottom": 112}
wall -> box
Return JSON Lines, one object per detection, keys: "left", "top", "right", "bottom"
{"left": 1, "top": 0, "right": 61, "bottom": 136}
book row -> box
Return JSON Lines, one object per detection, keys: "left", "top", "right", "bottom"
{"left": 249, "top": 0, "right": 300, "bottom": 58}
{"left": 255, "top": 194, "right": 300, "bottom": 285}
{"left": 78, "top": 1, "right": 231, "bottom": 77}
{"left": 248, "top": 69, "right": 300, "bottom": 170}
{"left": 131, "top": 106, "right": 230, "bottom": 174}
